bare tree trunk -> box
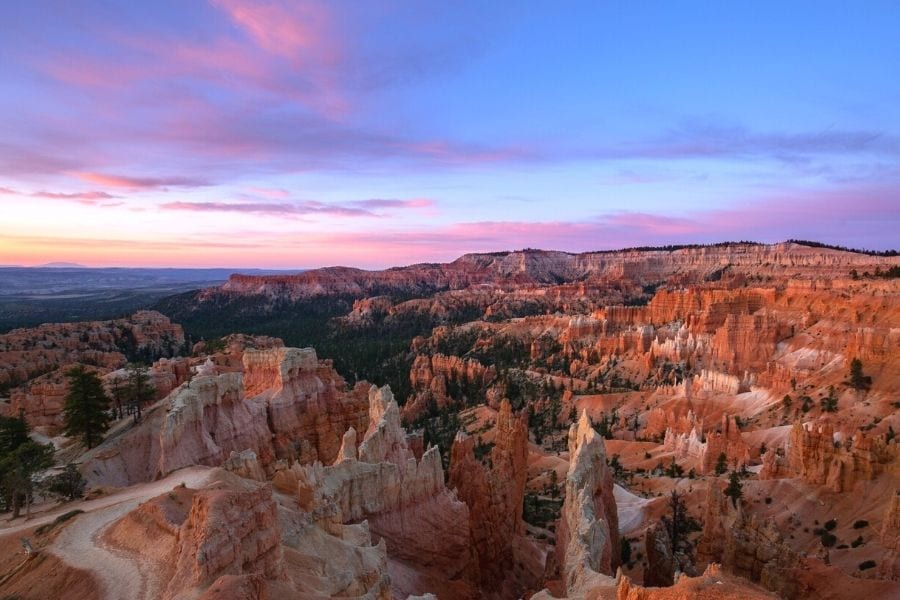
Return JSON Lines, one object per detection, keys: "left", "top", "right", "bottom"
{"left": 11, "top": 491, "right": 21, "bottom": 520}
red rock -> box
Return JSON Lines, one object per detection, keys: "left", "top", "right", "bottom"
{"left": 166, "top": 478, "right": 284, "bottom": 598}
{"left": 448, "top": 399, "right": 530, "bottom": 594}
{"left": 0, "top": 311, "right": 185, "bottom": 429}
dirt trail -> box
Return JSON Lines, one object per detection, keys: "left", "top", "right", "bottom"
{"left": 51, "top": 500, "right": 151, "bottom": 600}
{"left": 2, "top": 466, "right": 213, "bottom": 600}
{"left": 0, "top": 466, "right": 212, "bottom": 537}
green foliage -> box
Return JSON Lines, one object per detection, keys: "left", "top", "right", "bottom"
{"left": 824, "top": 518, "right": 837, "bottom": 531}
{"left": 508, "top": 375, "right": 563, "bottom": 444}
{"left": 198, "top": 337, "right": 227, "bottom": 354}
{"left": 724, "top": 471, "right": 743, "bottom": 507}
{"left": 124, "top": 363, "right": 155, "bottom": 421}
{"left": 608, "top": 454, "right": 625, "bottom": 479}
{"left": 665, "top": 458, "right": 684, "bottom": 478}
{"left": 46, "top": 463, "right": 86, "bottom": 501}
{"left": 35, "top": 509, "right": 84, "bottom": 535}
{"left": 592, "top": 410, "right": 617, "bottom": 440}
{"left": 156, "top": 291, "right": 432, "bottom": 405}
{"left": 820, "top": 395, "right": 838, "bottom": 412}
{"left": 714, "top": 452, "right": 728, "bottom": 476}
{"left": 849, "top": 358, "right": 872, "bottom": 390}
{"left": 417, "top": 402, "right": 461, "bottom": 472}
{"left": 522, "top": 492, "right": 562, "bottom": 529}
{"left": 470, "top": 336, "right": 530, "bottom": 371}
{"left": 851, "top": 265, "right": 900, "bottom": 278}
{"left": 546, "top": 469, "right": 560, "bottom": 499}
{"left": 0, "top": 411, "right": 30, "bottom": 455}
{"left": 63, "top": 365, "right": 111, "bottom": 449}
{"left": 858, "top": 560, "right": 876, "bottom": 571}
{"left": 0, "top": 440, "right": 55, "bottom": 517}
{"left": 800, "top": 395, "right": 813, "bottom": 412}
{"left": 787, "top": 239, "right": 898, "bottom": 257}
{"left": 620, "top": 537, "right": 633, "bottom": 565}
{"left": 433, "top": 328, "right": 480, "bottom": 357}
{"left": 662, "top": 490, "right": 701, "bottom": 556}
{"left": 473, "top": 438, "right": 494, "bottom": 463}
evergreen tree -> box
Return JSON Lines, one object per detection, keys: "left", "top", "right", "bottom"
{"left": 662, "top": 490, "right": 700, "bottom": 555}
{"left": 0, "top": 440, "right": 54, "bottom": 518}
{"left": 125, "top": 363, "right": 155, "bottom": 422}
{"left": 63, "top": 365, "right": 111, "bottom": 449}
{"left": 46, "top": 463, "right": 86, "bottom": 501}
{"left": 0, "top": 410, "right": 30, "bottom": 455}
{"left": 714, "top": 452, "right": 728, "bottom": 475}
{"left": 849, "top": 358, "right": 871, "bottom": 390}
{"left": 724, "top": 471, "right": 743, "bottom": 507}
{"left": 108, "top": 375, "right": 127, "bottom": 420}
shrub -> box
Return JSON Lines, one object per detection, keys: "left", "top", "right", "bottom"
{"left": 621, "top": 537, "right": 632, "bottom": 565}
{"left": 824, "top": 519, "right": 837, "bottom": 531}
{"left": 858, "top": 560, "right": 876, "bottom": 571}
{"left": 853, "top": 520, "right": 869, "bottom": 529}
{"left": 849, "top": 359, "right": 872, "bottom": 390}
{"left": 714, "top": 452, "right": 728, "bottom": 475}
{"left": 46, "top": 464, "right": 86, "bottom": 501}
{"left": 35, "top": 509, "right": 84, "bottom": 535}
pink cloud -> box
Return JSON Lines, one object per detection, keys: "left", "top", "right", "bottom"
{"left": 160, "top": 200, "right": 372, "bottom": 218}
{"left": 247, "top": 187, "right": 290, "bottom": 199}
{"left": 72, "top": 172, "right": 208, "bottom": 189}
{"left": 348, "top": 198, "right": 435, "bottom": 210}
{"left": 212, "top": 0, "right": 338, "bottom": 62}
{"left": 7, "top": 185, "right": 896, "bottom": 269}
{"left": 31, "top": 190, "right": 116, "bottom": 201}
{"left": 159, "top": 197, "right": 436, "bottom": 218}
{"left": 0, "top": 185, "right": 120, "bottom": 206}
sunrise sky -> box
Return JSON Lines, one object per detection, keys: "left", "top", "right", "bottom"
{"left": 1, "top": 1, "right": 898, "bottom": 268}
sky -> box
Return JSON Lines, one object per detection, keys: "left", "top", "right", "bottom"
{"left": 0, "top": 1, "right": 898, "bottom": 269}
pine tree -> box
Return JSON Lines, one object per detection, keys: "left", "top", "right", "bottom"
{"left": 662, "top": 490, "right": 700, "bottom": 555}
{"left": 714, "top": 452, "right": 728, "bottom": 475}
{"left": 849, "top": 358, "right": 871, "bottom": 390}
{"left": 724, "top": 471, "right": 743, "bottom": 507}
{"left": 0, "top": 410, "right": 30, "bottom": 455}
{"left": 125, "top": 363, "right": 155, "bottom": 422}
{"left": 63, "top": 365, "right": 111, "bottom": 449}
{"left": 46, "top": 463, "right": 86, "bottom": 501}
{"left": 0, "top": 440, "right": 54, "bottom": 518}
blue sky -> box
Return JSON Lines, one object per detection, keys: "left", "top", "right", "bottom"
{"left": 0, "top": 1, "right": 897, "bottom": 267}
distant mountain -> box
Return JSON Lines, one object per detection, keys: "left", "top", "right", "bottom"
{"left": 0, "top": 266, "right": 300, "bottom": 331}
{"left": 36, "top": 262, "right": 86, "bottom": 268}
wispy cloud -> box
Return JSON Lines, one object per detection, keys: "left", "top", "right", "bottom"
{"left": 72, "top": 172, "right": 209, "bottom": 189}
{"left": 0, "top": 185, "right": 121, "bottom": 206}
{"left": 158, "top": 197, "right": 435, "bottom": 218}
{"left": 627, "top": 123, "right": 900, "bottom": 161}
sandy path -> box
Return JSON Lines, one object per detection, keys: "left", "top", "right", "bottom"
{"left": 51, "top": 499, "right": 152, "bottom": 599}
{"left": 1, "top": 466, "right": 213, "bottom": 537}
{"left": 2, "top": 466, "right": 213, "bottom": 600}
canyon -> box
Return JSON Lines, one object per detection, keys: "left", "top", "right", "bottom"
{"left": 0, "top": 242, "right": 898, "bottom": 599}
